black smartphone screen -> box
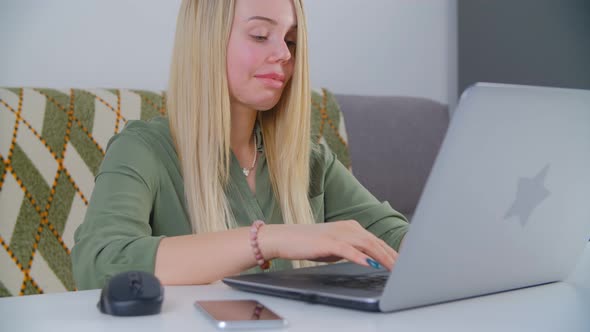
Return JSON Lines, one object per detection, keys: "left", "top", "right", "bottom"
{"left": 195, "top": 300, "right": 283, "bottom": 322}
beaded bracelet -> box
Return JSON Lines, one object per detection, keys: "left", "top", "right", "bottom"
{"left": 250, "top": 220, "right": 271, "bottom": 270}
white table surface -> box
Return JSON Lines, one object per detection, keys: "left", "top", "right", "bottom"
{"left": 2, "top": 244, "right": 589, "bottom": 332}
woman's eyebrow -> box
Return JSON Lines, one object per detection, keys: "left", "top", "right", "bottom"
{"left": 247, "top": 16, "right": 297, "bottom": 30}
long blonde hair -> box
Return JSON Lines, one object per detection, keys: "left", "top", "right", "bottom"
{"left": 167, "top": 0, "right": 315, "bottom": 268}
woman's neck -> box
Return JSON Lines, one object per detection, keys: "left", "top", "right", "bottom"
{"left": 230, "top": 103, "right": 258, "bottom": 152}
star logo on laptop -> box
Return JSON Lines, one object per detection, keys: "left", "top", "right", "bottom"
{"left": 504, "top": 164, "right": 551, "bottom": 226}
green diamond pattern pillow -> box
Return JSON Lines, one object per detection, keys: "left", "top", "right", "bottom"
{"left": 311, "top": 88, "right": 351, "bottom": 170}
{"left": 0, "top": 87, "right": 350, "bottom": 297}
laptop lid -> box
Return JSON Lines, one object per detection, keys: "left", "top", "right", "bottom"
{"left": 380, "top": 83, "right": 590, "bottom": 311}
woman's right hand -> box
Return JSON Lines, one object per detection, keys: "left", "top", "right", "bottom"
{"left": 258, "top": 220, "right": 399, "bottom": 270}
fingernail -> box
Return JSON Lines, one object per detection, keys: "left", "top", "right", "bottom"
{"left": 366, "top": 258, "right": 381, "bottom": 269}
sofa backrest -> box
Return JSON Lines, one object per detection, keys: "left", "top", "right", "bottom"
{"left": 0, "top": 87, "right": 447, "bottom": 296}
{"left": 335, "top": 94, "right": 450, "bottom": 219}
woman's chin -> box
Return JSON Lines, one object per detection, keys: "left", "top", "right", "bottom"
{"left": 252, "top": 97, "right": 282, "bottom": 111}
{"left": 257, "top": 104, "right": 278, "bottom": 112}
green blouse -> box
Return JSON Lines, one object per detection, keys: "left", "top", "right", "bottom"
{"left": 71, "top": 116, "right": 409, "bottom": 290}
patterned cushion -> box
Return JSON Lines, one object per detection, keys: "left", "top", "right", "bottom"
{"left": 311, "top": 88, "right": 351, "bottom": 169}
{"left": 0, "top": 87, "right": 350, "bottom": 296}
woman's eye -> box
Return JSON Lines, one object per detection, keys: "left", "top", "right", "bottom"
{"left": 252, "top": 35, "right": 267, "bottom": 41}
{"left": 286, "top": 40, "right": 297, "bottom": 48}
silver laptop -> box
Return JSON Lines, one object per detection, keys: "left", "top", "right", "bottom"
{"left": 223, "top": 83, "right": 590, "bottom": 312}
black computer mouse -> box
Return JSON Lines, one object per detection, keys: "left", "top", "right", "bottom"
{"left": 98, "top": 270, "right": 164, "bottom": 316}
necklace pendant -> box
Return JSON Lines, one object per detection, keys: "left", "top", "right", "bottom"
{"left": 241, "top": 133, "right": 257, "bottom": 177}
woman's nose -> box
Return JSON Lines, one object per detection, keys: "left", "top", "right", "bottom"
{"left": 268, "top": 40, "right": 292, "bottom": 64}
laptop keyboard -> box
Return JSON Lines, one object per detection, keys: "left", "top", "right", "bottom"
{"left": 320, "top": 274, "right": 388, "bottom": 291}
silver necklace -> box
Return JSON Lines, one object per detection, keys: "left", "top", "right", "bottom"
{"left": 242, "top": 134, "right": 257, "bottom": 177}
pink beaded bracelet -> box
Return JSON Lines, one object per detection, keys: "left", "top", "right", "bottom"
{"left": 250, "top": 220, "right": 271, "bottom": 270}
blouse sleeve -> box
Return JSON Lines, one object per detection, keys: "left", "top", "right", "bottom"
{"left": 315, "top": 144, "right": 409, "bottom": 251}
{"left": 71, "top": 129, "right": 164, "bottom": 290}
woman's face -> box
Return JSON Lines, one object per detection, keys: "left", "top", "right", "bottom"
{"left": 227, "top": 0, "right": 297, "bottom": 112}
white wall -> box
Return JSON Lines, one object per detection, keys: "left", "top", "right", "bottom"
{"left": 306, "top": 0, "right": 457, "bottom": 106}
{"left": 0, "top": 0, "right": 457, "bottom": 106}
{"left": 0, "top": 0, "right": 180, "bottom": 90}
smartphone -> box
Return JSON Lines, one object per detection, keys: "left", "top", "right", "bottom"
{"left": 194, "top": 299, "right": 288, "bottom": 329}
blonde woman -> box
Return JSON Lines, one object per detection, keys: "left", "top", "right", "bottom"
{"left": 71, "top": 0, "right": 409, "bottom": 289}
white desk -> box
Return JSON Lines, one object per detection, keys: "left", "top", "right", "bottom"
{"left": 2, "top": 244, "right": 589, "bottom": 332}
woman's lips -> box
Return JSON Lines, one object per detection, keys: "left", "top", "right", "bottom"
{"left": 255, "top": 77, "right": 284, "bottom": 89}
{"left": 255, "top": 73, "right": 285, "bottom": 89}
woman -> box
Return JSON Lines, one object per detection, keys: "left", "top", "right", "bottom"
{"left": 72, "top": 0, "right": 409, "bottom": 289}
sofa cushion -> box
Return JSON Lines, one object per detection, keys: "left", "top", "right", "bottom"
{"left": 0, "top": 87, "right": 350, "bottom": 296}
{"left": 311, "top": 88, "right": 352, "bottom": 170}
{"left": 335, "top": 94, "right": 449, "bottom": 219}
